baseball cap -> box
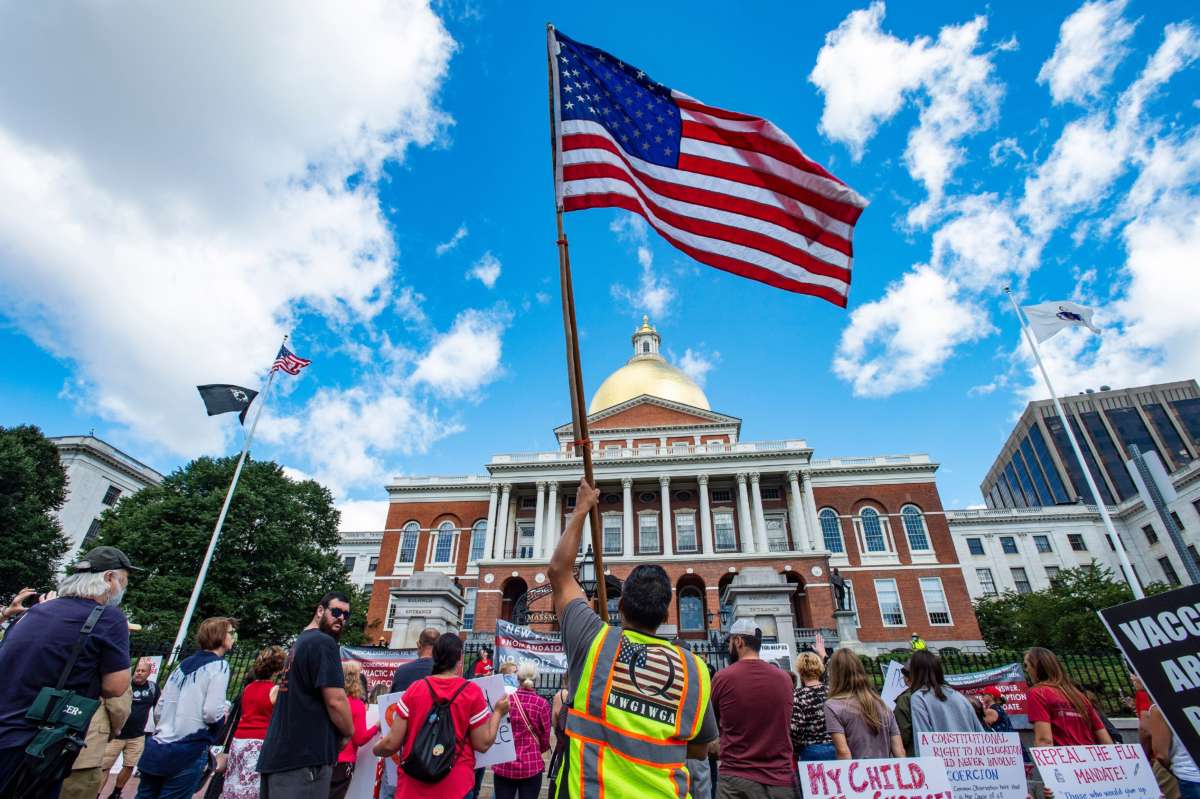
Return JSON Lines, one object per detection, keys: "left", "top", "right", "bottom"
{"left": 727, "top": 619, "right": 762, "bottom": 641}
{"left": 73, "top": 546, "right": 141, "bottom": 573}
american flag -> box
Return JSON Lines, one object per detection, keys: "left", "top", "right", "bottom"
{"left": 272, "top": 344, "right": 311, "bottom": 375}
{"left": 551, "top": 30, "right": 867, "bottom": 308}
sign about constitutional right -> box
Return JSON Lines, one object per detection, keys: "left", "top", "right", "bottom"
{"left": 1030, "top": 744, "right": 1158, "bottom": 799}
{"left": 917, "top": 732, "right": 1024, "bottom": 799}
{"left": 1098, "top": 583, "right": 1200, "bottom": 765}
{"left": 800, "top": 757, "right": 952, "bottom": 799}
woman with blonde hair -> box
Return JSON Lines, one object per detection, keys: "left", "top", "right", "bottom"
{"left": 824, "top": 649, "right": 904, "bottom": 759}
{"left": 791, "top": 652, "right": 836, "bottom": 761}
{"left": 1024, "top": 647, "right": 1112, "bottom": 747}
{"left": 330, "top": 660, "right": 379, "bottom": 799}
{"left": 492, "top": 662, "right": 551, "bottom": 799}
{"left": 221, "top": 646, "right": 286, "bottom": 799}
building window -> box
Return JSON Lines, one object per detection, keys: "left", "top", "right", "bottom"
{"left": 469, "top": 520, "right": 487, "bottom": 562}
{"left": 1045, "top": 566, "right": 1061, "bottom": 583}
{"left": 433, "top": 522, "right": 456, "bottom": 563}
{"left": 901, "top": 506, "right": 930, "bottom": 552}
{"left": 1081, "top": 411, "right": 1135, "bottom": 501}
{"left": 602, "top": 514, "right": 623, "bottom": 555}
{"left": 386, "top": 596, "right": 401, "bottom": 629}
{"left": 1159, "top": 556, "right": 1181, "bottom": 586}
{"left": 859, "top": 508, "right": 886, "bottom": 552}
{"left": 604, "top": 444, "right": 621, "bottom": 458}
{"left": 1188, "top": 545, "right": 1200, "bottom": 572}
{"left": 765, "top": 516, "right": 788, "bottom": 552}
{"left": 462, "top": 588, "right": 477, "bottom": 630}
{"left": 566, "top": 496, "right": 576, "bottom": 510}
{"left": 713, "top": 510, "right": 736, "bottom": 552}
{"left": 675, "top": 512, "right": 698, "bottom": 553}
{"left": 1028, "top": 427, "right": 1070, "bottom": 504}
{"left": 1145, "top": 403, "right": 1190, "bottom": 468}
{"left": 517, "top": 523, "right": 535, "bottom": 559}
{"left": 638, "top": 491, "right": 657, "bottom": 503}
{"left": 343, "top": 556, "right": 356, "bottom": 572}
{"left": 1033, "top": 535, "right": 1052, "bottom": 554}
{"left": 1106, "top": 407, "right": 1167, "bottom": 474}
{"left": 678, "top": 587, "right": 704, "bottom": 632}
{"left": 1000, "top": 536, "right": 1018, "bottom": 554}
{"left": 1142, "top": 524, "right": 1159, "bottom": 545}
{"left": 1170, "top": 511, "right": 1185, "bottom": 531}
{"left": 1170, "top": 398, "right": 1200, "bottom": 444}
{"left": 637, "top": 444, "right": 656, "bottom": 457}
{"left": 520, "top": 496, "right": 537, "bottom": 509}
{"left": 671, "top": 442, "right": 689, "bottom": 454}
{"left": 363, "top": 583, "right": 373, "bottom": 599}
{"left": 368, "top": 556, "right": 379, "bottom": 572}
{"left": 638, "top": 513, "right": 660, "bottom": 554}
{"left": 1011, "top": 567, "right": 1032, "bottom": 594}
{"left": 966, "top": 538, "right": 985, "bottom": 556}
{"left": 919, "top": 577, "right": 952, "bottom": 625}
{"left": 711, "top": 488, "right": 732, "bottom": 502}
{"left": 819, "top": 509, "right": 844, "bottom": 553}
{"left": 874, "top": 579, "right": 905, "bottom": 626}
{"left": 1068, "top": 533, "right": 1087, "bottom": 551}
{"left": 83, "top": 518, "right": 102, "bottom": 547}
{"left": 706, "top": 441, "right": 726, "bottom": 453}
{"left": 398, "top": 522, "right": 419, "bottom": 564}
{"left": 977, "top": 568, "right": 997, "bottom": 596}
{"left": 674, "top": 491, "right": 692, "bottom": 502}
{"left": 101, "top": 485, "right": 122, "bottom": 506}
{"left": 760, "top": 486, "right": 781, "bottom": 500}
{"left": 1105, "top": 534, "right": 1115, "bottom": 551}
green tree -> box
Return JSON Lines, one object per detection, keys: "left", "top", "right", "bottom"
{"left": 0, "top": 425, "right": 71, "bottom": 595}
{"left": 974, "top": 563, "right": 1171, "bottom": 651}
{"left": 97, "top": 454, "right": 368, "bottom": 645}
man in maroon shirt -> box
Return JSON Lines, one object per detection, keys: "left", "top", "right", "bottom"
{"left": 711, "top": 620, "right": 796, "bottom": 799}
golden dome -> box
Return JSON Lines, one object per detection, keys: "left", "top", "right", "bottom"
{"left": 588, "top": 317, "right": 710, "bottom": 414}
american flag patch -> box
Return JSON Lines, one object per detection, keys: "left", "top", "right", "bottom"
{"left": 606, "top": 638, "right": 684, "bottom": 725}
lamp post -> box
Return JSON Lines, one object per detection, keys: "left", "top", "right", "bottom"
{"left": 576, "top": 545, "right": 598, "bottom": 599}
{"left": 705, "top": 606, "right": 733, "bottom": 643}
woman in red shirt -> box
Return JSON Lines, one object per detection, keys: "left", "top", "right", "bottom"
{"left": 1024, "top": 647, "right": 1113, "bottom": 747}
{"left": 374, "top": 633, "right": 509, "bottom": 799}
{"left": 330, "top": 660, "right": 381, "bottom": 799}
{"left": 492, "top": 662, "right": 551, "bottom": 799}
{"left": 221, "top": 646, "right": 286, "bottom": 799}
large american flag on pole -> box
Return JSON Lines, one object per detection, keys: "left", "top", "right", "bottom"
{"left": 550, "top": 29, "right": 868, "bottom": 307}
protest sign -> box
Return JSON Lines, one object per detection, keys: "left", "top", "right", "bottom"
{"left": 761, "top": 642, "right": 793, "bottom": 670}
{"left": 377, "top": 690, "right": 404, "bottom": 783}
{"left": 917, "top": 731, "right": 1025, "bottom": 799}
{"left": 1099, "top": 584, "right": 1200, "bottom": 765}
{"left": 1030, "top": 744, "right": 1158, "bottom": 799}
{"left": 471, "top": 675, "right": 516, "bottom": 769}
{"left": 881, "top": 661, "right": 906, "bottom": 710}
{"left": 801, "top": 757, "right": 952, "bottom": 799}
{"left": 345, "top": 703, "right": 381, "bottom": 799}
{"left": 945, "top": 663, "right": 1029, "bottom": 729}
{"left": 341, "top": 645, "right": 415, "bottom": 692}
{"left": 495, "top": 618, "right": 567, "bottom": 672}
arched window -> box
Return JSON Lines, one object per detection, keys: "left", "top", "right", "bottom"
{"left": 399, "top": 521, "right": 420, "bottom": 563}
{"left": 642, "top": 341, "right": 651, "bottom": 353}
{"left": 860, "top": 508, "right": 885, "bottom": 552}
{"left": 678, "top": 587, "right": 704, "bottom": 632}
{"left": 901, "top": 505, "right": 930, "bottom": 551}
{"left": 434, "top": 521, "right": 455, "bottom": 563}
{"left": 469, "top": 520, "right": 488, "bottom": 562}
{"left": 819, "top": 509, "right": 844, "bottom": 553}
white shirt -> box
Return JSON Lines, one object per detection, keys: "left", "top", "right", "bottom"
{"left": 153, "top": 655, "right": 230, "bottom": 743}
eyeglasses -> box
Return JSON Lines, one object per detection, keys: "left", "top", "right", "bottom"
{"left": 327, "top": 607, "right": 350, "bottom": 619}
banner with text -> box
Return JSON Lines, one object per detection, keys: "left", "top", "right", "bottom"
{"left": 944, "top": 663, "right": 1029, "bottom": 729}
{"left": 800, "top": 757, "right": 952, "bottom": 799}
{"left": 341, "top": 646, "right": 416, "bottom": 692}
{"left": 495, "top": 619, "right": 566, "bottom": 672}
{"left": 1031, "top": 744, "right": 1158, "bottom": 799}
{"left": 917, "top": 731, "right": 1025, "bottom": 799}
{"left": 761, "top": 642, "right": 794, "bottom": 671}
{"left": 1099, "top": 583, "right": 1200, "bottom": 766}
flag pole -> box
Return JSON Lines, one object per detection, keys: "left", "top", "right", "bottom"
{"left": 169, "top": 334, "right": 288, "bottom": 661}
{"left": 1004, "top": 288, "right": 1143, "bottom": 599}
{"left": 548, "top": 23, "right": 609, "bottom": 621}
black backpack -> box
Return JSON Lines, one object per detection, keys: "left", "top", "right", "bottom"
{"left": 401, "top": 678, "right": 470, "bottom": 783}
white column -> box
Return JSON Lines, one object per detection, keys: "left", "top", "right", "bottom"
{"left": 534, "top": 481, "right": 547, "bottom": 558}
{"left": 484, "top": 484, "right": 499, "bottom": 561}
{"left": 492, "top": 483, "right": 512, "bottom": 559}
{"left": 659, "top": 476, "right": 674, "bottom": 556}
{"left": 698, "top": 474, "right": 714, "bottom": 555}
{"left": 736, "top": 473, "right": 755, "bottom": 553}
{"left": 750, "top": 473, "right": 769, "bottom": 553}
{"left": 622, "top": 478, "right": 634, "bottom": 556}
{"left": 802, "top": 472, "right": 821, "bottom": 551}
{"left": 546, "top": 482, "right": 560, "bottom": 552}
{"left": 786, "top": 471, "right": 805, "bottom": 551}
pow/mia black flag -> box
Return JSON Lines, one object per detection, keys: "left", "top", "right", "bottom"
{"left": 196, "top": 384, "right": 258, "bottom": 424}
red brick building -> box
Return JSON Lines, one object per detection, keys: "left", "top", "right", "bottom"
{"left": 364, "top": 319, "right": 982, "bottom": 653}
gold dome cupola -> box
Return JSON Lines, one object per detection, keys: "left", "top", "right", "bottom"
{"left": 588, "top": 317, "right": 710, "bottom": 414}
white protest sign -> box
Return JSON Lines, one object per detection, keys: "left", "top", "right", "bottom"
{"left": 377, "top": 690, "right": 404, "bottom": 784}
{"left": 801, "top": 757, "right": 953, "bottom": 799}
{"left": 918, "top": 731, "right": 1025, "bottom": 799}
{"left": 345, "top": 704, "right": 381, "bottom": 799}
{"left": 880, "top": 661, "right": 906, "bottom": 710}
{"left": 471, "top": 675, "right": 516, "bottom": 769}
{"left": 1030, "top": 744, "right": 1158, "bottom": 799}
{"left": 761, "top": 642, "right": 794, "bottom": 670}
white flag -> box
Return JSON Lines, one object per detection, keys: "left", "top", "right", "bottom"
{"left": 1022, "top": 300, "right": 1100, "bottom": 342}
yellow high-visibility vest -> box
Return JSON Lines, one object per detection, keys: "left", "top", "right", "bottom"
{"left": 556, "top": 625, "right": 711, "bottom": 799}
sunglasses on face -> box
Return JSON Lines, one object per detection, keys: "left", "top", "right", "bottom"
{"left": 327, "top": 607, "right": 350, "bottom": 619}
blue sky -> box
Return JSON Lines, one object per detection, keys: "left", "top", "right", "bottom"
{"left": 1, "top": 1, "right": 1197, "bottom": 526}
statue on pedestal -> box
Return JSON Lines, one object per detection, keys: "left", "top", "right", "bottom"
{"left": 830, "top": 567, "right": 848, "bottom": 612}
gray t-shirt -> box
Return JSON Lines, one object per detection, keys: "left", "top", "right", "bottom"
{"left": 824, "top": 696, "right": 901, "bottom": 759}
{"left": 559, "top": 599, "right": 717, "bottom": 744}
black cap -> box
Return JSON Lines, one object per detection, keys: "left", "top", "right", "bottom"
{"left": 73, "top": 546, "right": 141, "bottom": 573}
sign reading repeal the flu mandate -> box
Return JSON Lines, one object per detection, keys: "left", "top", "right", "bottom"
{"left": 916, "top": 732, "right": 1024, "bottom": 799}
{"left": 1030, "top": 744, "right": 1158, "bottom": 799}
{"left": 800, "top": 757, "right": 953, "bottom": 799}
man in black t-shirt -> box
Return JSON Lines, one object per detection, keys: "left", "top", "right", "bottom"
{"left": 388, "top": 626, "right": 438, "bottom": 693}
{"left": 99, "top": 657, "right": 160, "bottom": 799}
{"left": 257, "top": 592, "right": 355, "bottom": 798}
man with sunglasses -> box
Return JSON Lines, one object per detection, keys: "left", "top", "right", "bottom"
{"left": 257, "top": 592, "right": 355, "bottom": 798}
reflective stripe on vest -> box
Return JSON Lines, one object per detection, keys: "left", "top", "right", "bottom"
{"left": 566, "top": 710, "right": 686, "bottom": 766}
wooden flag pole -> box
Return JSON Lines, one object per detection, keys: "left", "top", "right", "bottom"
{"left": 548, "top": 23, "right": 609, "bottom": 621}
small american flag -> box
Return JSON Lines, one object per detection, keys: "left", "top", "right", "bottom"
{"left": 272, "top": 344, "right": 311, "bottom": 375}
{"left": 551, "top": 30, "right": 867, "bottom": 307}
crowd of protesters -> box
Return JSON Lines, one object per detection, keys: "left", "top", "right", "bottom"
{"left": 0, "top": 508, "right": 1196, "bottom": 799}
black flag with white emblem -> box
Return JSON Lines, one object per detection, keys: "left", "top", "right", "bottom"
{"left": 196, "top": 384, "right": 259, "bottom": 424}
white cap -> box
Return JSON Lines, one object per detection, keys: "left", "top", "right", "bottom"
{"left": 728, "top": 619, "right": 761, "bottom": 638}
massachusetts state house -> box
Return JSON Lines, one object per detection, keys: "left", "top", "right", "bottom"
{"left": 358, "top": 318, "right": 982, "bottom": 653}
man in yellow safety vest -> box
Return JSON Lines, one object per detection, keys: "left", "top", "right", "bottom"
{"left": 549, "top": 480, "right": 718, "bottom": 799}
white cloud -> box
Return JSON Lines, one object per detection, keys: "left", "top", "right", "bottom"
{"left": 930, "top": 194, "right": 1037, "bottom": 291}
{"left": 810, "top": 2, "right": 1005, "bottom": 225}
{"left": 833, "top": 266, "right": 994, "bottom": 397}
{"left": 608, "top": 213, "right": 675, "bottom": 318}
{"left": 0, "top": 2, "right": 455, "bottom": 457}
{"left": 435, "top": 223, "right": 468, "bottom": 256}
{"left": 676, "top": 348, "right": 720, "bottom": 387}
{"left": 466, "top": 251, "right": 501, "bottom": 288}
{"left": 534, "top": 291, "right": 552, "bottom": 305}
{"left": 1038, "top": 0, "right": 1137, "bottom": 105}
{"left": 988, "top": 137, "right": 1026, "bottom": 166}
{"left": 411, "top": 307, "right": 510, "bottom": 398}
{"left": 337, "top": 499, "right": 390, "bottom": 532}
